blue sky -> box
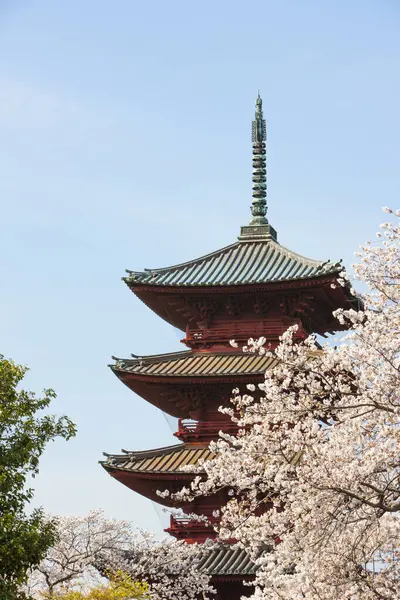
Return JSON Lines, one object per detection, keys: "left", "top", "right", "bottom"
{"left": 1, "top": 0, "right": 399, "bottom": 534}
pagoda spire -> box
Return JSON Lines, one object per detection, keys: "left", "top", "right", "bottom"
{"left": 250, "top": 92, "right": 268, "bottom": 225}
{"left": 239, "top": 93, "right": 277, "bottom": 241}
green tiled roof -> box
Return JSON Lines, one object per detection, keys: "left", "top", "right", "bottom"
{"left": 123, "top": 545, "right": 257, "bottom": 580}
{"left": 111, "top": 351, "right": 279, "bottom": 378}
{"left": 124, "top": 239, "right": 341, "bottom": 288}
{"left": 198, "top": 546, "right": 257, "bottom": 576}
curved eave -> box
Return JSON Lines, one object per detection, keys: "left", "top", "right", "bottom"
{"left": 110, "top": 365, "right": 269, "bottom": 384}
{"left": 210, "top": 574, "right": 255, "bottom": 582}
{"left": 102, "top": 459, "right": 195, "bottom": 480}
{"left": 109, "top": 365, "right": 267, "bottom": 419}
{"left": 101, "top": 462, "right": 193, "bottom": 506}
{"left": 124, "top": 271, "right": 343, "bottom": 293}
{"left": 101, "top": 443, "right": 211, "bottom": 504}
{"left": 102, "top": 461, "right": 195, "bottom": 480}
{"left": 124, "top": 274, "right": 358, "bottom": 332}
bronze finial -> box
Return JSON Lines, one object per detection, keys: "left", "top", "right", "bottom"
{"left": 250, "top": 93, "right": 267, "bottom": 225}
{"left": 238, "top": 94, "right": 277, "bottom": 241}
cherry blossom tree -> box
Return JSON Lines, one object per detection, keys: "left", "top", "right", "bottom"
{"left": 27, "top": 511, "right": 135, "bottom": 597}
{"left": 27, "top": 510, "right": 213, "bottom": 600}
{"left": 104, "top": 535, "right": 214, "bottom": 600}
{"left": 182, "top": 210, "right": 400, "bottom": 600}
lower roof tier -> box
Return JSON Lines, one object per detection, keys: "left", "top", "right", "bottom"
{"left": 101, "top": 443, "right": 213, "bottom": 506}
{"left": 103, "top": 443, "right": 212, "bottom": 474}
{"left": 113, "top": 350, "right": 277, "bottom": 378}
{"left": 128, "top": 543, "right": 257, "bottom": 583}
{"left": 111, "top": 350, "right": 278, "bottom": 418}
{"left": 198, "top": 546, "right": 257, "bottom": 579}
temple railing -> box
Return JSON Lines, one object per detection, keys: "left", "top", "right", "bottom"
{"left": 165, "top": 514, "right": 219, "bottom": 540}
{"left": 174, "top": 418, "right": 239, "bottom": 442}
{"left": 183, "top": 320, "right": 305, "bottom": 347}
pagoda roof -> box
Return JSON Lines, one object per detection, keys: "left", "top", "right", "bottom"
{"left": 124, "top": 238, "right": 342, "bottom": 289}
{"left": 103, "top": 443, "right": 212, "bottom": 474}
{"left": 198, "top": 546, "right": 257, "bottom": 577}
{"left": 112, "top": 350, "right": 278, "bottom": 379}
{"left": 111, "top": 351, "right": 279, "bottom": 419}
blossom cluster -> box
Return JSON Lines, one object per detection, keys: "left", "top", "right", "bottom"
{"left": 27, "top": 510, "right": 214, "bottom": 600}
{"left": 183, "top": 210, "right": 400, "bottom": 599}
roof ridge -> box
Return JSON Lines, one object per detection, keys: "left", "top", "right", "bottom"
{"left": 113, "top": 350, "right": 247, "bottom": 365}
{"left": 110, "top": 350, "right": 191, "bottom": 367}
{"left": 269, "top": 239, "right": 340, "bottom": 268}
{"left": 118, "top": 443, "right": 184, "bottom": 459}
{"left": 129, "top": 350, "right": 190, "bottom": 361}
{"left": 125, "top": 241, "right": 241, "bottom": 277}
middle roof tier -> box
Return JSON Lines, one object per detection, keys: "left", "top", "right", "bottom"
{"left": 111, "top": 350, "right": 278, "bottom": 419}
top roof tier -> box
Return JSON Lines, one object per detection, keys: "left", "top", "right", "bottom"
{"left": 124, "top": 238, "right": 341, "bottom": 288}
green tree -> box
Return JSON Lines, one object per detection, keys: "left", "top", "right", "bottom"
{"left": 0, "top": 355, "right": 76, "bottom": 600}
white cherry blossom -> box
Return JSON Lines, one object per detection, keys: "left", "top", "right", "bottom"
{"left": 183, "top": 210, "right": 400, "bottom": 600}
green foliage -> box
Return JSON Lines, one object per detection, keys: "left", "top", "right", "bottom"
{"left": 0, "top": 356, "right": 76, "bottom": 600}
{"left": 45, "top": 570, "right": 148, "bottom": 600}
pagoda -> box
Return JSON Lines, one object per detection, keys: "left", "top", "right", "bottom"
{"left": 102, "top": 94, "right": 358, "bottom": 599}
